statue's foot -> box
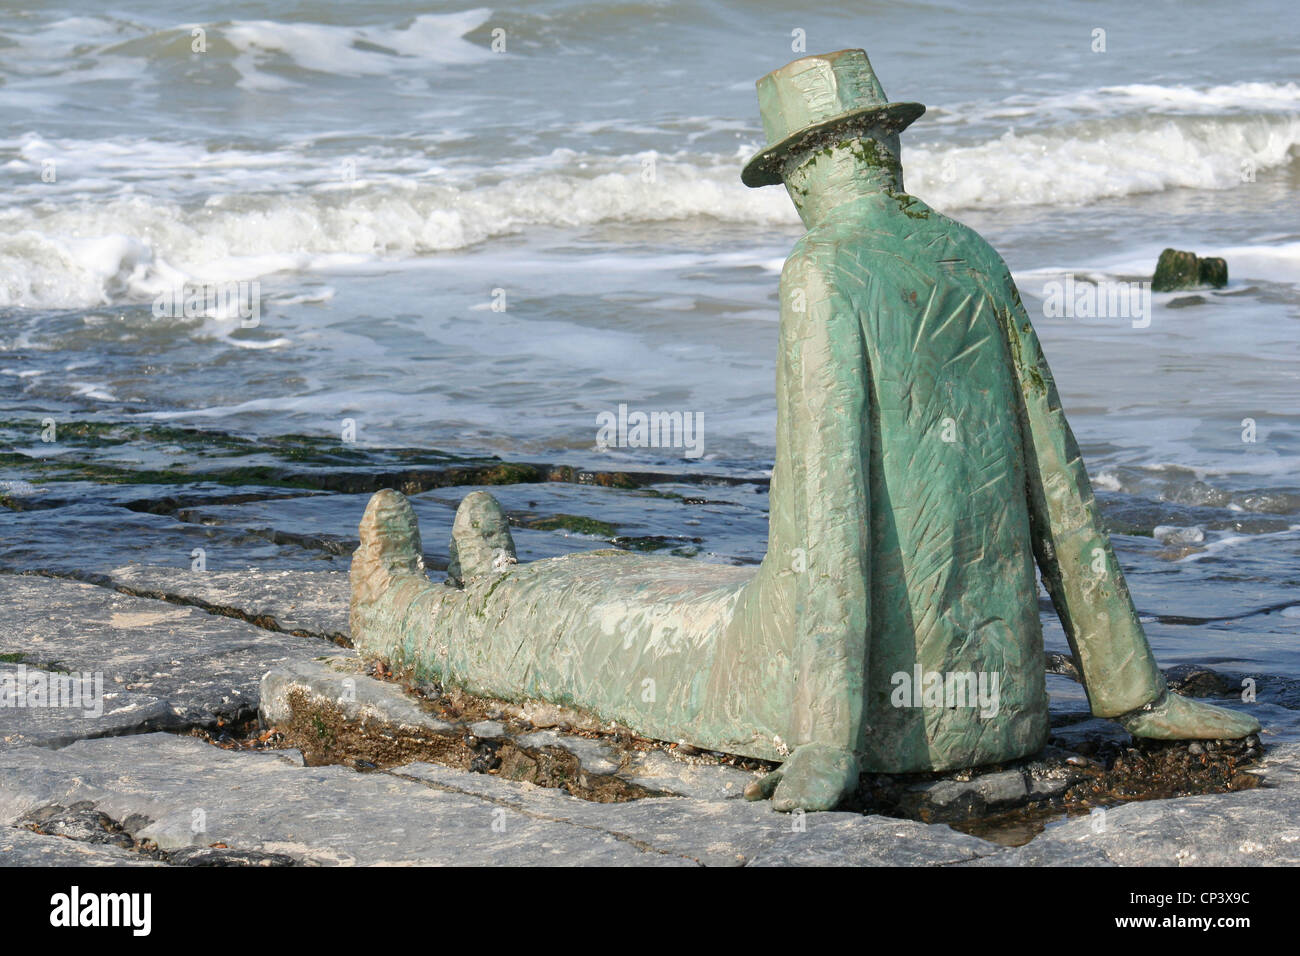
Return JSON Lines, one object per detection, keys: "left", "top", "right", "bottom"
{"left": 1117, "top": 689, "right": 1260, "bottom": 740}
{"left": 447, "top": 491, "right": 517, "bottom": 586}
{"left": 352, "top": 490, "right": 425, "bottom": 596}
{"left": 350, "top": 489, "right": 428, "bottom": 638}
{"left": 744, "top": 743, "right": 859, "bottom": 812}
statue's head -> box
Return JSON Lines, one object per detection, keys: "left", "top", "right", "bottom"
{"left": 742, "top": 49, "right": 924, "bottom": 218}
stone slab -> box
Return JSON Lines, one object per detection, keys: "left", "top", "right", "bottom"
{"left": 107, "top": 565, "right": 351, "bottom": 643}
{"left": 393, "top": 760, "right": 996, "bottom": 867}
{"left": 258, "top": 654, "right": 454, "bottom": 734}
{"left": 0, "top": 733, "right": 998, "bottom": 866}
{"left": 0, "top": 575, "right": 331, "bottom": 747}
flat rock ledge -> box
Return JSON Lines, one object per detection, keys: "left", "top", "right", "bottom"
{"left": 2, "top": 566, "right": 1297, "bottom": 866}
{"left": 2, "top": 732, "right": 1297, "bottom": 867}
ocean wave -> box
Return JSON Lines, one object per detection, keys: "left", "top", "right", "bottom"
{"left": 928, "top": 80, "right": 1300, "bottom": 127}
{"left": 1, "top": 109, "right": 1298, "bottom": 309}
{"left": 904, "top": 112, "right": 1300, "bottom": 206}
{"left": 220, "top": 10, "right": 494, "bottom": 88}
{"left": 0, "top": 10, "right": 495, "bottom": 87}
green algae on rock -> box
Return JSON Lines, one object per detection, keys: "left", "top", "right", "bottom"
{"left": 1152, "top": 248, "right": 1229, "bottom": 291}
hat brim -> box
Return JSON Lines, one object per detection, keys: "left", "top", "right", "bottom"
{"left": 741, "top": 102, "right": 925, "bottom": 188}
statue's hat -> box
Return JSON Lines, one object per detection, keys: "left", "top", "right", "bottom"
{"left": 741, "top": 49, "right": 924, "bottom": 188}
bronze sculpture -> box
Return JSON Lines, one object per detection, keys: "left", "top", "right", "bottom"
{"left": 350, "top": 50, "right": 1259, "bottom": 812}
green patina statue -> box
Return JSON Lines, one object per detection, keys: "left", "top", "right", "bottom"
{"left": 350, "top": 50, "right": 1259, "bottom": 811}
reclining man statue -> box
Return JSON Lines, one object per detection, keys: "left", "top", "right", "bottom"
{"left": 350, "top": 49, "right": 1259, "bottom": 812}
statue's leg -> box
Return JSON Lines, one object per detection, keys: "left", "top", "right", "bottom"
{"left": 349, "top": 488, "right": 428, "bottom": 639}
{"left": 349, "top": 489, "right": 462, "bottom": 673}
{"left": 349, "top": 489, "right": 774, "bottom": 754}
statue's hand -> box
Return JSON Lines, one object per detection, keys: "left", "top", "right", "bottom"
{"left": 1118, "top": 689, "right": 1260, "bottom": 740}
{"left": 744, "top": 743, "right": 859, "bottom": 812}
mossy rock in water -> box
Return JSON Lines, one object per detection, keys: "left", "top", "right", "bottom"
{"left": 525, "top": 514, "right": 617, "bottom": 537}
{"left": 479, "top": 463, "right": 544, "bottom": 485}
{"left": 1198, "top": 256, "right": 1228, "bottom": 289}
{"left": 1152, "top": 248, "right": 1228, "bottom": 292}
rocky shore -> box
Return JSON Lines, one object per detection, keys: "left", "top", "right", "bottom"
{"left": 1, "top": 565, "right": 1297, "bottom": 866}
{"left": 2, "top": 422, "right": 1297, "bottom": 865}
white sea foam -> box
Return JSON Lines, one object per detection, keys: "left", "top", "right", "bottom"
{"left": 221, "top": 10, "right": 494, "bottom": 88}
{"left": 1, "top": 107, "right": 1297, "bottom": 308}
{"left": 904, "top": 113, "right": 1300, "bottom": 206}
{"left": 1180, "top": 525, "right": 1300, "bottom": 563}
{"left": 0, "top": 11, "right": 495, "bottom": 90}
{"left": 930, "top": 81, "right": 1300, "bottom": 127}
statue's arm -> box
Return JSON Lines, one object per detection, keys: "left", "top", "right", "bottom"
{"left": 741, "top": 246, "right": 870, "bottom": 809}
{"left": 992, "top": 270, "right": 1163, "bottom": 717}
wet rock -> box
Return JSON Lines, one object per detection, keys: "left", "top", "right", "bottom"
{"left": 20, "top": 801, "right": 137, "bottom": 850}
{"left": 1163, "top": 663, "right": 1238, "bottom": 698}
{"left": 1021, "top": 748, "right": 1086, "bottom": 800}
{"left": 900, "top": 769, "right": 1028, "bottom": 822}
{"left": 167, "top": 846, "right": 297, "bottom": 866}
{"left": 1047, "top": 716, "right": 1133, "bottom": 751}
{"left": 1152, "top": 248, "right": 1228, "bottom": 292}
{"left": 0, "top": 825, "right": 162, "bottom": 866}
{"left": 1198, "top": 256, "right": 1228, "bottom": 288}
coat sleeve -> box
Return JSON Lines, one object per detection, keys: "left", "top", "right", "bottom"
{"left": 713, "top": 241, "right": 873, "bottom": 753}
{"left": 773, "top": 245, "right": 873, "bottom": 749}
{"left": 990, "top": 267, "right": 1163, "bottom": 717}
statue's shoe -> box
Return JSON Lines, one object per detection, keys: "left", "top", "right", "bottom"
{"left": 744, "top": 744, "right": 860, "bottom": 812}
{"left": 447, "top": 491, "right": 517, "bottom": 585}
{"left": 1117, "top": 690, "right": 1260, "bottom": 740}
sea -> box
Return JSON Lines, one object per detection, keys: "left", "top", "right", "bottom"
{"left": 1, "top": 1, "right": 1297, "bottom": 737}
